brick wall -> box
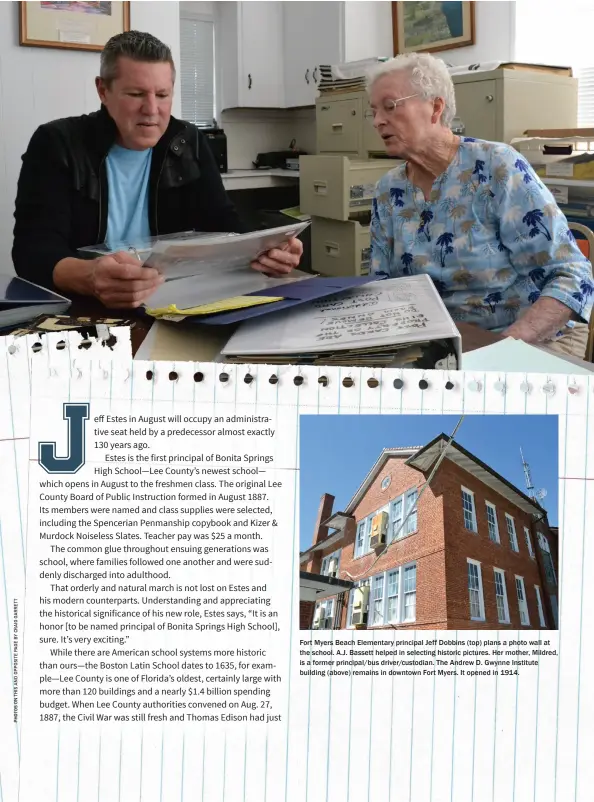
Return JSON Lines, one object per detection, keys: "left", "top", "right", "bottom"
{"left": 438, "top": 461, "right": 552, "bottom": 630}
{"left": 300, "top": 600, "right": 315, "bottom": 630}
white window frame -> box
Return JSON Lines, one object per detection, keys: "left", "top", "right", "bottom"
{"left": 493, "top": 568, "right": 510, "bottom": 624}
{"left": 389, "top": 496, "right": 404, "bottom": 543}
{"left": 467, "top": 559, "right": 485, "bottom": 621}
{"left": 355, "top": 520, "right": 366, "bottom": 558}
{"left": 537, "top": 532, "right": 557, "bottom": 585}
{"left": 347, "top": 578, "right": 370, "bottom": 627}
{"left": 505, "top": 514, "right": 519, "bottom": 552}
{"left": 179, "top": 12, "right": 216, "bottom": 126}
{"left": 404, "top": 488, "right": 419, "bottom": 535}
{"left": 356, "top": 488, "right": 418, "bottom": 556}
{"left": 534, "top": 585, "right": 546, "bottom": 627}
{"left": 461, "top": 486, "right": 478, "bottom": 532}
{"left": 485, "top": 501, "right": 500, "bottom": 543}
{"left": 314, "top": 598, "right": 335, "bottom": 629}
{"left": 320, "top": 549, "right": 341, "bottom": 577}
{"left": 523, "top": 527, "right": 535, "bottom": 559}
{"left": 515, "top": 575, "right": 530, "bottom": 626}
{"left": 347, "top": 562, "right": 416, "bottom": 628}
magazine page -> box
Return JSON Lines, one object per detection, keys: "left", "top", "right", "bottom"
{"left": 4, "top": 334, "right": 591, "bottom": 801}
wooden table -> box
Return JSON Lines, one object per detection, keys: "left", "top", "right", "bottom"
{"left": 65, "top": 297, "right": 501, "bottom": 358}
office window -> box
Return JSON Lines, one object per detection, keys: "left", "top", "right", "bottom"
{"left": 405, "top": 488, "right": 418, "bottom": 534}
{"left": 321, "top": 550, "right": 340, "bottom": 577}
{"left": 370, "top": 574, "right": 385, "bottom": 626}
{"left": 467, "top": 559, "right": 485, "bottom": 621}
{"left": 515, "top": 576, "right": 530, "bottom": 625}
{"left": 349, "top": 563, "right": 416, "bottom": 627}
{"left": 461, "top": 487, "right": 477, "bottom": 532}
{"left": 390, "top": 497, "right": 403, "bottom": 542}
{"left": 505, "top": 514, "right": 519, "bottom": 552}
{"left": 387, "top": 569, "right": 400, "bottom": 622}
{"left": 493, "top": 568, "right": 510, "bottom": 624}
{"left": 180, "top": 15, "right": 216, "bottom": 126}
{"left": 534, "top": 585, "right": 546, "bottom": 627}
{"left": 485, "top": 502, "right": 500, "bottom": 543}
{"left": 524, "top": 527, "right": 535, "bottom": 559}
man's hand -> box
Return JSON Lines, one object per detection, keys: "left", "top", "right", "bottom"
{"left": 90, "top": 251, "right": 164, "bottom": 308}
{"left": 250, "top": 237, "right": 303, "bottom": 277}
{"left": 53, "top": 251, "right": 164, "bottom": 308}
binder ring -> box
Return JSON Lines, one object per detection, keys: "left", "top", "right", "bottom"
{"left": 7, "top": 344, "right": 17, "bottom": 356}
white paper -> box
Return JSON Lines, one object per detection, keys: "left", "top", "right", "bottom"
{"left": 223, "top": 274, "right": 458, "bottom": 356}
{"left": 144, "top": 222, "right": 310, "bottom": 281}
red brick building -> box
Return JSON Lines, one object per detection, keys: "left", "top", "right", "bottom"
{"left": 300, "top": 434, "right": 559, "bottom": 631}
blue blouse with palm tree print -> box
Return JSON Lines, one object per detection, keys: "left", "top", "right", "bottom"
{"left": 370, "top": 137, "right": 594, "bottom": 332}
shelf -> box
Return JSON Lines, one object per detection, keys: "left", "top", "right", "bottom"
{"left": 542, "top": 177, "right": 594, "bottom": 188}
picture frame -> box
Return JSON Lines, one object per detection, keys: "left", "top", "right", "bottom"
{"left": 19, "top": 1, "right": 131, "bottom": 53}
{"left": 392, "top": 1, "right": 475, "bottom": 56}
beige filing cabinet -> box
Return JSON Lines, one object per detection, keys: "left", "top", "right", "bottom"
{"left": 299, "top": 155, "right": 398, "bottom": 221}
{"left": 315, "top": 70, "right": 577, "bottom": 150}
{"left": 311, "top": 217, "right": 371, "bottom": 277}
{"left": 316, "top": 92, "right": 386, "bottom": 157}
{"left": 453, "top": 69, "right": 577, "bottom": 143}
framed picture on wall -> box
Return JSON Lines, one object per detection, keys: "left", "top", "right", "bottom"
{"left": 19, "top": 1, "right": 131, "bottom": 52}
{"left": 392, "top": 1, "right": 475, "bottom": 55}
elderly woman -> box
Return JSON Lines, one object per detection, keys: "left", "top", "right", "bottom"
{"left": 368, "top": 53, "right": 593, "bottom": 357}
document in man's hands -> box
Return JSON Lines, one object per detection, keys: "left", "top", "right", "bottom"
{"left": 143, "top": 222, "right": 310, "bottom": 280}
{"left": 221, "top": 274, "right": 462, "bottom": 367}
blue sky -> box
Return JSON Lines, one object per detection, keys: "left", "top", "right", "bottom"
{"left": 299, "top": 415, "right": 559, "bottom": 550}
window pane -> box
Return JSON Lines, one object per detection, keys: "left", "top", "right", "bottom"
{"left": 371, "top": 575, "right": 384, "bottom": 625}
{"left": 494, "top": 570, "right": 507, "bottom": 623}
{"left": 506, "top": 516, "right": 518, "bottom": 551}
{"left": 390, "top": 498, "right": 403, "bottom": 541}
{"left": 486, "top": 504, "right": 498, "bottom": 542}
{"left": 406, "top": 489, "right": 418, "bottom": 534}
{"left": 403, "top": 564, "right": 416, "bottom": 622}
{"left": 462, "top": 490, "right": 476, "bottom": 531}
{"left": 180, "top": 17, "right": 215, "bottom": 125}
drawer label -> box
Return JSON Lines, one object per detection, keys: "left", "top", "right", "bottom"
{"left": 546, "top": 162, "right": 574, "bottom": 178}
{"left": 350, "top": 183, "right": 376, "bottom": 204}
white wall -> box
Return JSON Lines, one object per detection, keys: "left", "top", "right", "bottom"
{"left": 0, "top": 0, "right": 180, "bottom": 275}
{"left": 433, "top": 1, "right": 516, "bottom": 66}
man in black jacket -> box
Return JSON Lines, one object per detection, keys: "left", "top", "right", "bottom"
{"left": 13, "top": 31, "right": 302, "bottom": 308}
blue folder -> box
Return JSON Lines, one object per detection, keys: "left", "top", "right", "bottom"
{"left": 196, "top": 275, "right": 383, "bottom": 326}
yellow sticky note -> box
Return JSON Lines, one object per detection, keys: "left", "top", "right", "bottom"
{"left": 145, "top": 295, "right": 284, "bottom": 318}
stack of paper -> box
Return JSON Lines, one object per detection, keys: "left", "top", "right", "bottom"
{"left": 318, "top": 58, "right": 389, "bottom": 94}
{"left": 221, "top": 274, "right": 461, "bottom": 368}
{"left": 0, "top": 277, "right": 71, "bottom": 330}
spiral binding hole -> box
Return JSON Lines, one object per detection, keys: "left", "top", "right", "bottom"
{"left": 269, "top": 374, "right": 278, "bottom": 385}
{"left": 318, "top": 376, "right": 328, "bottom": 387}
{"left": 342, "top": 377, "right": 354, "bottom": 388}
{"left": 56, "top": 340, "right": 66, "bottom": 351}
{"left": 31, "top": 342, "right": 43, "bottom": 354}
{"left": 244, "top": 374, "right": 253, "bottom": 385}
{"left": 7, "top": 345, "right": 17, "bottom": 356}
{"left": 294, "top": 375, "right": 304, "bottom": 386}
{"left": 78, "top": 339, "right": 93, "bottom": 350}
{"left": 146, "top": 370, "right": 154, "bottom": 381}
{"left": 219, "top": 372, "right": 229, "bottom": 383}
{"left": 445, "top": 381, "right": 454, "bottom": 390}
{"left": 193, "top": 372, "right": 204, "bottom": 383}
{"left": 419, "top": 379, "right": 429, "bottom": 390}
{"left": 168, "top": 371, "right": 178, "bottom": 382}
{"left": 367, "top": 378, "right": 379, "bottom": 389}
{"left": 393, "top": 378, "right": 404, "bottom": 389}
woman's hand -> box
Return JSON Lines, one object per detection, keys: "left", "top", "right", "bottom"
{"left": 250, "top": 237, "right": 303, "bottom": 277}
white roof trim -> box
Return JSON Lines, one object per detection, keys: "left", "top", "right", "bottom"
{"left": 345, "top": 447, "right": 420, "bottom": 514}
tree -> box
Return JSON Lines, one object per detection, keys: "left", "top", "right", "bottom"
{"left": 436, "top": 232, "right": 454, "bottom": 267}
{"left": 390, "top": 187, "right": 405, "bottom": 208}
{"left": 522, "top": 209, "right": 551, "bottom": 242}
{"left": 514, "top": 158, "right": 533, "bottom": 184}
{"left": 484, "top": 291, "right": 503, "bottom": 312}
{"left": 401, "top": 252, "right": 414, "bottom": 275}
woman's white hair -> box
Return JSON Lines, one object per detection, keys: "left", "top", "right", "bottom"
{"left": 367, "top": 53, "right": 456, "bottom": 128}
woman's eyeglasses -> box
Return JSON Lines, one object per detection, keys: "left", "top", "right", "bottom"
{"left": 364, "top": 94, "right": 419, "bottom": 120}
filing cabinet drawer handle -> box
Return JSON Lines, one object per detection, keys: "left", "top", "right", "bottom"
{"left": 248, "top": 73, "right": 252, "bottom": 90}
{"left": 305, "top": 69, "right": 310, "bottom": 85}
{"left": 313, "top": 67, "right": 318, "bottom": 82}
{"left": 485, "top": 94, "right": 494, "bottom": 102}
{"left": 313, "top": 181, "right": 328, "bottom": 195}
{"left": 324, "top": 241, "right": 340, "bottom": 257}
{"left": 331, "top": 123, "right": 343, "bottom": 131}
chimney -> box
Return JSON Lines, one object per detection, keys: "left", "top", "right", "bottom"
{"left": 313, "top": 493, "right": 335, "bottom": 544}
